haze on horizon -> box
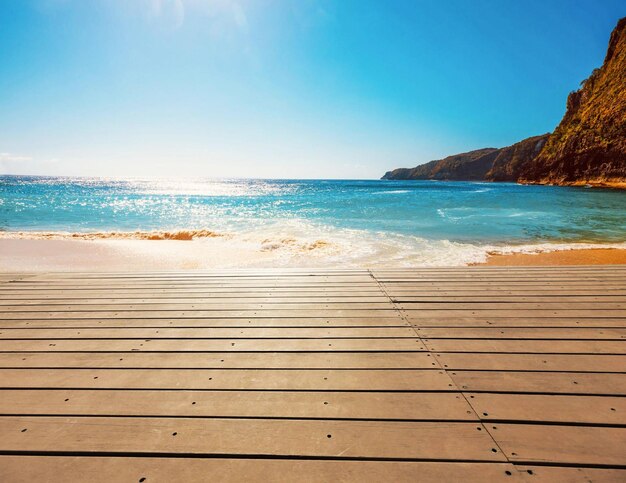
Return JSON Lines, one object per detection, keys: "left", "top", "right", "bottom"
{"left": 0, "top": 0, "right": 624, "bottom": 179}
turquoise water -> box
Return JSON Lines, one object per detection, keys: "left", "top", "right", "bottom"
{"left": 2, "top": 176, "right": 625, "bottom": 241}
{"left": 1, "top": 176, "right": 625, "bottom": 265}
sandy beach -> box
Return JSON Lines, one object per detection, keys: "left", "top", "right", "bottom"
{"left": 0, "top": 237, "right": 348, "bottom": 272}
{"left": 479, "top": 248, "right": 626, "bottom": 266}
{"left": 1, "top": 236, "right": 625, "bottom": 272}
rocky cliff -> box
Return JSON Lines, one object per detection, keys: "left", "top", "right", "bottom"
{"left": 381, "top": 148, "right": 498, "bottom": 180}
{"left": 519, "top": 17, "right": 626, "bottom": 187}
{"left": 485, "top": 134, "right": 550, "bottom": 181}
{"left": 381, "top": 136, "right": 549, "bottom": 182}
{"left": 382, "top": 18, "right": 626, "bottom": 188}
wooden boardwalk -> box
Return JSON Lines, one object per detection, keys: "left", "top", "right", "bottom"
{"left": 0, "top": 267, "right": 624, "bottom": 482}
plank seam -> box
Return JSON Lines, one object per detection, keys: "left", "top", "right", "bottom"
{"left": 368, "top": 270, "right": 514, "bottom": 465}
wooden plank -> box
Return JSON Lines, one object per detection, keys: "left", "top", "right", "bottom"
{"left": 380, "top": 270, "right": 626, "bottom": 275}
{"left": 379, "top": 277, "right": 626, "bottom": 282}
{"left": 493, "top": 424, "right": 626, "bottom": 466}
{"left": 5, "top": 302, "right": 626, "bottom": 311}
{"left": 394, "top": 295, "right": 626, "bottom": 302}
{"left": 43, "top": 270, "right": 366, "bottom": 273}
{"left": 8, "top": 292, "right": 625, "bottom": 300}
{"left": 407, "top": 317, "right": 626, "bottom": 328}
{"left": 49, "top": 267, "right": 626, "bottom": 273}
{"left": 510, "top": 466, "right": 626, "bottom": 482}
{"left": 7, "top": 327, "right": 626, "bottom": 341}
{"left": 2, "top": 284, "right": 387, "bottom": 291}
{"left": 397, "top": 302, "right": 626, "bottom": 310}
{"left": 0, "top": 417, "right": 506, "bottom": 460}
{"left": 422, "top": 339, "right": 626, "bottom": 354}
{"left": 16, "top": 282, "right": 622, "bottom": 290}
{"left": 6, "top": 281, "right": 381, "bottom": 288}
{"left": 16, "top": 273, "right": 368, "bottom": 278}
{"left": 0, "top": 317, "right": 408, "bottom": 328}
{"left": 53, "top": 281, "right": 381, "bottom": 286}
{"left": 466, "top": 393, "right": 626, "bottom": 425}
{"left": 0, "top": 390, "right": 475, "bottom": 420}
{"left": 7, "top": 275, "right": 378, "bottom": 280}
{"left": 18, "top": 278, "right": 626, "bottom": 285}
{"left": 0, "top": 275, "right": 35, "bottom": 284}
{"left": 387, "top": 289, "right": 626, "bottom": 295}
{"left": 0, "top": 368, "right": 452, "bottom": 390}
{"left": 379, "top": 275, "right": 626, "bottom": 279}
{"left": 7, "top": 310, "right": 626, "bottom": 320}
{"left": 0, "top": 338, "right": 427, "bottom": 352}
{"left": 0, "top": 309, "right": 404, "bottom": 319}
{"left": 374, "top": 266, "right": 626, "bottom": 271}
{"left": 0, "top": 302, "right": 398, "bottom": 312}
{"left": 18, "top": 276, "right": 377, "bottom": 283}
{"left": 376, "top": 267, "right": 626, "bottom": 272}
{"left": 407, "top": 282, "right": 626, "bottom": 291}
{"left": 0, "top": 352, "right": 436, "bottom": 369}
{"left": 378, "top": 270, "right": 626, "bottom": 275}
{"left": 405, "top": 310, "right": 626, "bottom": 318}
{"left": 379, "top": 268, "right": 626, "bottom": 274}
{"left": 0, "top": 457, "right": 522, "bottom": 482}
{"left": 1, "top": 277, "right": 379, "bottom": 286}
{"left": 381, "top": 282, "right": 626, "bottom": 288}
{"left": 0, "top": 296, "right": 393, "bottom": 304}
{"left": 6, "top": 279, "right": 625, "bottom": 286}
{"left": 81, "top": 275, "right": 378, "bottom": 280}
{"left": 0, "top": 288, "right": 387, "bottom": 295}
{"left": 432, "top": 353, "right": 626, "bottom": 372}
{"left": 0, "top": 327, "right": 417, "bottom": 339}
{"left": 451, "top": 371, "right": 626, "bottom": 395}
{"left": 417, "top": 327, "right": 626, "bottom": 340}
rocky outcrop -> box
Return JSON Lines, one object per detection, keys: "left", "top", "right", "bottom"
{"left": 382, "top": 18, "right": 626, "bottom": 188}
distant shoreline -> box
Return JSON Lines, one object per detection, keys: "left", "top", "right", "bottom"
{"left": 380, "top": 177, "right": 626, "bottom": 190}
{"left": 519, "top": 180, "right": 626, "bottom": 190}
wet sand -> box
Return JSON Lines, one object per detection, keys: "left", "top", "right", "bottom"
{"left": 1, "top": 237, "right": 625, "bottom": 272}
{"left": 479, "top": 248, "right": 626, "bottom": 266}
{"left": 0, "top": 238, "right": 340, "bottom": 272}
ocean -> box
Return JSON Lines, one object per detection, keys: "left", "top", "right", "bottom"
{"left": 1, "top": 175, "right": 625, "bottom": 266}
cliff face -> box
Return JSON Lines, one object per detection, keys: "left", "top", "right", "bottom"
{"left": 381, "top": 148, "right": 498, "bottom": 180}
{"left": 382, "top": 17, "right": 626, "bottom": 188}
{"left": 519, "top": 17, "right": 626, "bottom": 187}
{"left": 485, "top": 134, "right": 550, "bottom": 181}
{"left": 382, "top": 137, "right": 548, "bottom": 182}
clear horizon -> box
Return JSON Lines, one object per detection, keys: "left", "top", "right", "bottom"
{"left": 1, "top": 0, "right": 624, "bottom": 179}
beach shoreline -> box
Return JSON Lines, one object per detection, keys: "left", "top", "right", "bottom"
{"left": 1, "top": 236, "right": 625, "bottom": 272}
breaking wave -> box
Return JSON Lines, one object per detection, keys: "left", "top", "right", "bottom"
{"left": 1, "top": 223, "right": 625, "bottom": 268}
{"left": 0, "top": 230, "right": 226, "bottom": 241}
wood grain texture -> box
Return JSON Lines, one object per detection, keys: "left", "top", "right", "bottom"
{"left": 1, "top": 267, "right": 624, "bottom": 480}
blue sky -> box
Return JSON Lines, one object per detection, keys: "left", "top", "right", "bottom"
{"left": 0, "top": 0, "right": 623, "bottom": 178}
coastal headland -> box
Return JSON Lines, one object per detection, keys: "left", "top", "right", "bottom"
{"left": 383, "top": 18, "right": 626, "bottom": 188}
